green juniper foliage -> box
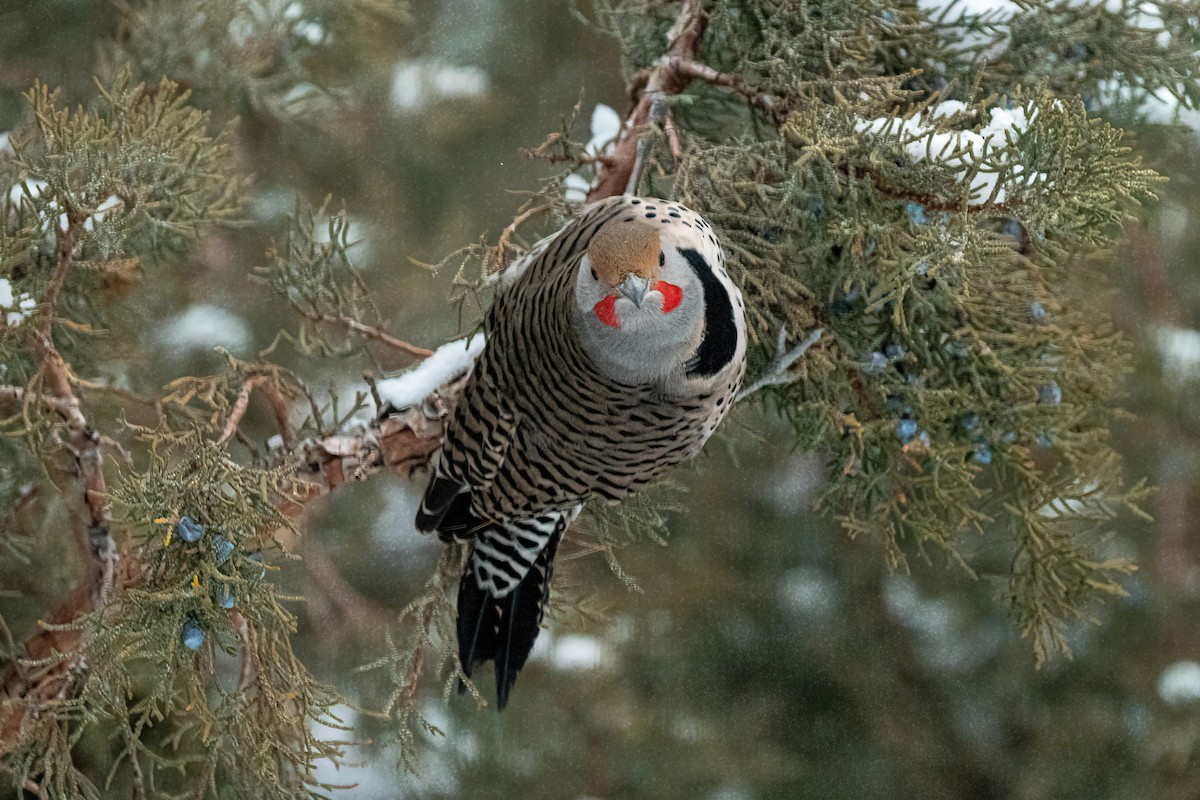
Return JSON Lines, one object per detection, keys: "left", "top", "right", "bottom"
{"left": 568, "top": 0, "right": 1186, "bottom": 662}
{"left": 0, "top": 0, "right": 1198, "bottom": 796}
{"left": 105, "top": 0, "right": 411, "bottom": 120}
{"left": 258, "top": 199, "right": 391, "bottom": 362}
{"left": 7, "top": 432, "right": 346, "bottom": 800}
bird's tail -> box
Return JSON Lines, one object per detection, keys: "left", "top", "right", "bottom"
{"left": 456, "top": 509, "right": 577, "bottom": 709}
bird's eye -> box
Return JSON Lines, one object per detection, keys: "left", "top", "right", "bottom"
{"left": 658, "top": 251, "right": 665, "bottom": 267}
{"left": 590, "top": 266, "right": 598, "bottom": 280}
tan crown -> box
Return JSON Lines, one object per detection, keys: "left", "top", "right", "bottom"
{"left": 587, "top": 218, "right": 661, "bottom": 287}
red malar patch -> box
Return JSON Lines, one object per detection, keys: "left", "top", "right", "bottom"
{"left": 656, "top": 280, "right": 682, "bottom": 313}
{"left": 594, "top": 294, "right": 620, "bottom": 328}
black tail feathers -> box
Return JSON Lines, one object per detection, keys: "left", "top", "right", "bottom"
{"left": 414, "top": 473, "right": 466, "bottom": 534}
{"left": 457, "top": 531, "right": 561, "bottom": 710}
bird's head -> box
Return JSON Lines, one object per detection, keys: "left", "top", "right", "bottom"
{"left": 574, "top": 200, "right": 721, "bottom": 384}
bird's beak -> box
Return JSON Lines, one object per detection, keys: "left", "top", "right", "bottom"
{"left": 617, "top": 274, "right": 650, "bottom": 308}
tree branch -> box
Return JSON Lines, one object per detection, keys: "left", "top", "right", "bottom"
{"left": 219, "top": 376, "right": 264, "bottom": 445}
{"left": 24, "top": 221, "right": 118, "bottom": 599}
{"left": 496, "top": 204, "right": 551, "bottom": 267}
{"left": 0, "top": 220, "right": 125, "bottom": 757}
{"left": 587, "top": 0, "right": 786, "bottom": 201}
{"left": 671, "top": 57, "right": 784, "bottom": 118}
{"left": 0, "top": 368, "right": 463, "bottom": 756}
{"left": 307, "top": 312, "right": 434, "bottom": 359}
{"left": 217, "top": 374, "right": 297, "bottom": 451}
{"left": 0, "top": 385, "right": 77, "bottom": 416}
{"left": 587, "top": 0, "right": 707, "bottom": 201}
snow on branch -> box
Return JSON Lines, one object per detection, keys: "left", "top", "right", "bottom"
{"left": 856, "top": 102, "right": 1047, "bottom": 205}
{"left": 375, "top": 336, "right": 486, "bottom": 411}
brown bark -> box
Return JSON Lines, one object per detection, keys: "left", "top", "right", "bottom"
{"left": 587, "top": 0, "right": 707, "bottom": 201}
{"left": 586, "top": 0, "right": 785, "bottom": 202}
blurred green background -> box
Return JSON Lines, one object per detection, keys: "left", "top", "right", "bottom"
{"left": 3, "top": 1, "right": 1200, "bottom": 798}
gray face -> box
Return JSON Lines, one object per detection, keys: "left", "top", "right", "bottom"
{"left": 573, "top": 241, "right": 707, "bottom": 386}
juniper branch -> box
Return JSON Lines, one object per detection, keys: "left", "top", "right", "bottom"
{"left": 588, "top": 0, "right": 707, "bottom": 200}
{"left": 0, "top": 385, "right": 77, "bottom": 416}
{"left": 0, "top": 371, "right": 463, "bottom": 757}
{"left": 670, "top": 56, "right": 785, "bottom": 119}
{"left": 26, "top": 219, "right": 118, "bottom": 600}
{"left": 304, "top": 310, "right": 435, "bottom": 359}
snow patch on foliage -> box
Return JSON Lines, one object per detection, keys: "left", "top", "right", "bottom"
{"left": 856, "top": 102, "right": 1046, "bottom": 204}
{"left": 1036, "top": 481, "right": 1102, "bottom": 519}
{"left": 586, "top": 103, "right": 621, "bottom": 156}
{"left": 562, "top": 172, "right": 592, "bottom": 204}
{"left": 918, "top": 0, "right": 1023, "bottom": 20}
{"left": 6, "top": 180, "right": 123, "bottom": 234}
{"left": 7, "top": 178, "right": 48, "bottom": 206}
{"left": 375, "top": 336, "right": 485, "bottom": 410}
{"left": 0, "top": 279, "right": 36, "bottom": 327}
{"left": 314, "top": 212, "right": 373, "bottom": 267}
{"left": 83, "top": 195, "right": 123, "bottom": 232}
{"left": 563, "top": 103, "right": 621, "bottom": 204}
{"left": 292, "top": 20, "right": 325, "bottom": 46}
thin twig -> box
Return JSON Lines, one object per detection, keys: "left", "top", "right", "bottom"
{"left": 0, "top": 385, "right": 75, "bottom": 416}
{"left": 123, "top": 721, "right": 146, "bottom": 800}
{"left": 36, "top": 215, "right": 82, "bottom": 338}
{"left": 362, "top": 370, "right": 384, "bottom": 415}
{"left": 496, "top": 204, "right": 551, "bottom": 267}
{"left": 402, "top": 549, "right": 457, "bottom": 711}
{"left": 256, "top": 381, "right": 296, "bottom": 451}
{"left": 220, "top": 376, "right": 263, "bottom": 444}
{"left": 219, "top": 375, "right": 296, "bottom": 450}
{"left": 663, "top": 105, "right": 684, "bottom": 161}
{"left": 672, "top": 58, "right": 785, "bottom": 118}
{"left": 736, "top": 326, "right": 826, "bottom": 402}
{"left": 233, "top": 611, "right": 258, "bottom": 691}
{"left": 97, "top": 434, "right": 133, "bottom": 464}
{"left": 626, "top": 97, "right": 667, "bottom": 195}
{"left": 310, "top": 312, "right": 434, "bottom": 359}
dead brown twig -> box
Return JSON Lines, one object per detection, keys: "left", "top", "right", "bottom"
{"left": 307, "top": 311, "right": 434, "bottom": 359}
{"left": 496, "top": 204, "right": 552, "bottom": 267}
{"left": 218, "top": 374, "right": 297, "bottom": 451}
{"left": 587, "top": 0, "right": 784, "bottom": 201}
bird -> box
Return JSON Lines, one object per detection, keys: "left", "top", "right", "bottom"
{"left": 415, "top": 195, "right": 747, "bottom": 708}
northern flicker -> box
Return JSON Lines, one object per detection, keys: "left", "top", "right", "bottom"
{"left": 416, "top": 195, "right": 747, "bottom": 708}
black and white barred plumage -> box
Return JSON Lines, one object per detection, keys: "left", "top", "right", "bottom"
{"left": 416, "top": 195, "right": 746, "bottom": 708}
